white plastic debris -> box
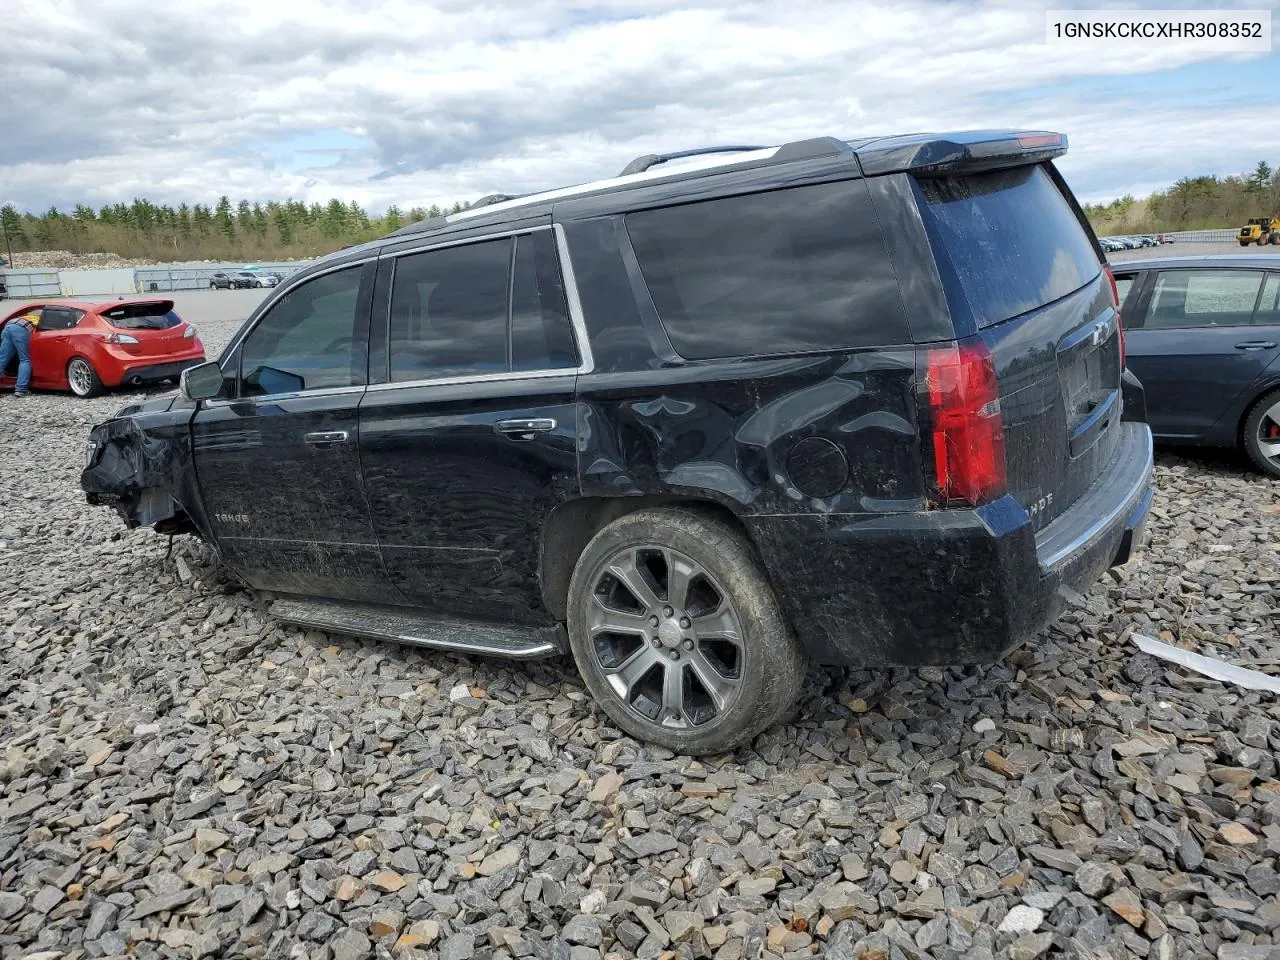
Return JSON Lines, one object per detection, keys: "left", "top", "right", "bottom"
{"left": 1131, "top": 633, "right": 1280, "bottom": 695}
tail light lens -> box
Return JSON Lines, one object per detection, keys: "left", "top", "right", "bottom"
{"left": 183, "top": 325, "right": 197, "bottom": 339}
{"left": 1103, "top": 265, "right": 1126, "bottom": 369}
{"left": 103, "top": 332, "right": 139, "bottom": 345}
{"left": 920, "top": 340, "right": 1006, "bottom": 507}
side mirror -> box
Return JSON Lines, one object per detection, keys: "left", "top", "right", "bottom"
{"left": 180, "top": 361, "right": 228, "bottom": 401}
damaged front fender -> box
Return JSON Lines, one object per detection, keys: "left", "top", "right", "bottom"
{"left": 81, "top": 399, "right": 203, "bottom": 534}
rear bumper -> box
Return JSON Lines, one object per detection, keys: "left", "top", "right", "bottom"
{"left": 120, "top": 358, "right": 205, "bottom": 384}
{"left": 747, "top": 422, "right": 1154, "bottom": 666}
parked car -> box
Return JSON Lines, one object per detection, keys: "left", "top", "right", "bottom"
{"left": 1, "top": 299, "right": 205, "bottom": 397}
{"left": 82, "top": 130, "right": 1152, "bottom": 753}
{"left": 240, "top": 266, "right": 283, "bottom": 287}
{"left": 1157, "top": 234, "right": 1175, "bottom": 244}
{"left": 209, "top": 272, "right": 247, "bottom": 290}
{"left": 236, "top": 270, "right": 278, "bottom": 288}
{"left": 1112, "top": 254, "right": 1280, "bottom": 477}
{"left": 1100, "top": 237, "right": 1125, "bottom": 252}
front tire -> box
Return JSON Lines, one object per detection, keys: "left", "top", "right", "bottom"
{"left": 67, "top": 357, "right": 104, "bottom": 398}
{"left": 565, "top": 507, "right": 806, "bottom": 755}
{"left": 1243, "top": 388, "right": 1280, "bottom": 478}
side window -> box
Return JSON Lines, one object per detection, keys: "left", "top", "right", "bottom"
{"left": 625, "top": 179, "right": 908, "bottom": 360}
{"left": 1146, "top": 270, "right": 1263, "bottom": 329}
{"left": 40, "top": 307, "right": 82, "bottom": 331}
{"left": 389, "top": 239, "right": 511, "bottom": 382}
{"left": 511, "top": 231, "right": 579, "bottom": 371}
{"left": 1113, "top": 274, "right": 1135, "bottom": 310}
{"left": 1256, "top": 274, "right": 1280, "bottom": 325}
{"left": 239, "top": 265, "right": 366, "bottom": 396}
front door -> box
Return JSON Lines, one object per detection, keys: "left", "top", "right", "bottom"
{"left": 191, "top": 261, "right": 392, "bottom": 601}
{"left": 359, "top": 228, "right": 582, "bottom": 623}
{"left": 1125, "top": 268, "right": 1280, "bottom": 440}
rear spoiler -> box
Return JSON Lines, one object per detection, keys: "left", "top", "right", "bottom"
{"left": 101, "top": 299, "right": 176, "bottom": 317}
{"left": 854, "top": 131, "right": 1068, "bottom": 177}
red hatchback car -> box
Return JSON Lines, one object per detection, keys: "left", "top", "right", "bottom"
{"left": 0, "top": 299, "right": 205, "bottom": 397}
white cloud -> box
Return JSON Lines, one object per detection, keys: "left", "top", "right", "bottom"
{"left": 2, "top": 0, "right": 1275, "bottom": 213}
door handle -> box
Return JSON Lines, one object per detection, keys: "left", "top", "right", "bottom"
{"left": 495, "top": 418, "right": 556, "bottom": 440}
{"left": 1235, "top": 341, "right": 1278, "bottom": 351}
{"left": 304, "top": 430, "right": 349, "bottom": 447}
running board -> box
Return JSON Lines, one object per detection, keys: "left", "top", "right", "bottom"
{"left": 268, "top": 597, "right": 565, "bottom": 660}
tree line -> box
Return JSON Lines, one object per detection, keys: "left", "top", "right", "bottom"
{"left": 0, "top": 196, "right": 471, "bottom": 263}
{"left": 1084, "top": 160, "right": 1280, "bottom": 236}
{"left": 3, "top": 159, "right": 1280, "bottom": 263}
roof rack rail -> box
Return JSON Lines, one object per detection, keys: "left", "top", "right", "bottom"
{"left": 618, "top": 145, "right": 766, "bottom": 177}
{"left": 470, "top": 193, "right": 519, "bottom": 209}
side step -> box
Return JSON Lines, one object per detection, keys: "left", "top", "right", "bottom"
{"left": 268, "top": 597, "right": 565, "bottom": 660}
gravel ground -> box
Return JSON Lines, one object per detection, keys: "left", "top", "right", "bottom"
{"left": 2, "top": 292, "right": 1280, "bottom": 960}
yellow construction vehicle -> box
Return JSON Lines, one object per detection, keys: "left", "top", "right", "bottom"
{"left": 1238, "top": 217, "right": 1280, "bottom": 246}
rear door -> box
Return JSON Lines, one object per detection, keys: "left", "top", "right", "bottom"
{"left": 913, "top": 162, "right": 1122, "bottom": 531}
{"left": 358, "top": 228, "right": 582, "bottom": 624}
{"left": 1124, "top": 268, "right": 1278, "bottom": 439}
{"left": 190, "top": 261, "right": 386, "bottom": 600}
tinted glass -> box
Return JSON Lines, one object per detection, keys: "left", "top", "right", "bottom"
{"left": 39, "top": 307, "right": 81, "bottom": 331}
{"left": 626, "top": 179, "right": 908, "bottom": 360}
{"left": 1255, "top": 274, "right": 1280, "bottom": 325}
{"left": 1114, "top": 276, "right": 1134, "bottom": 306}
{"left": 1147, "top": 270, "right": 1262, "bottom": 329}
{"left": 511, "top": 231, "right": 579, "bottom": 371}
{"left": 917, "top": 164, "right": 1101, "bottom": 329}
{"left": 389, "top": 239, "right": 511, "bottom": 382}
{"left": 240, "top": 266, "right": 365, "bottom": 396}
{"left": 102, "top": 304, "right": 181, "bottom": 329}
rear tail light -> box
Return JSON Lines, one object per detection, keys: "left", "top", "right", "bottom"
{"left": 1103, "top": 265, "right": 1126, "bottom": 368}
{"left": 919, "top": 340, "right": 1006, "bottom": 507}
{"left": 183, "top": 325, "right": 197, "bottom": 339}
{"left": 103, "top": 332, "right": 139, "bottom": 345}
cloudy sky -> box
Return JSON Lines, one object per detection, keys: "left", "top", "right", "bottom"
{"left": 3, "top": 0, "right": 1277, "bottom": 214}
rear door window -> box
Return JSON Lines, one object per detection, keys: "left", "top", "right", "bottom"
{"left": 38, "top": 307, "right": 82, "bottom": 331}
{"left": 916, "top": 164, "right": 1102, "bottom": 329}
{"left": 388, "top": 238, "right": 511, "bottom": 382}
{"left": 1255, "top": 274, "right": 1280, "bottom": 325}
{"left": 1146, "top": 270, "right": 1263, "bottom": 329}
{"left": 510, "top": 231, "right": 579, "bottom": 371}
{"left": 625, "top": 179, "right": 908, "bottom": 360}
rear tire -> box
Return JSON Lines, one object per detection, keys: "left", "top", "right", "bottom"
{"left": 565, "top": 507, "right": 807, "bottom": 755}
{"left": 1243, "top": 388, "right": 1280, "bottom": 479}
{"left": 67, "top": 356, "right": 104, "bottom": 398}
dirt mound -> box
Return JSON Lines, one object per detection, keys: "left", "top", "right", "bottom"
{"left": 3, "top": 250, "right": 148, "bottom": 270}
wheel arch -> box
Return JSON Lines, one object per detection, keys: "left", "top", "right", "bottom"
{"left": 539, "top": 496, "right": 764, "bottom": 621}
{"left": 1239, "top": 381, "right": 1280, "bottom": 444}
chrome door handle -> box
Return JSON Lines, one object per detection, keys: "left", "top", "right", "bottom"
{"left": 304, "top": 430, "right": 349, "bottom": 447}
{"left": 495, "top": 418, "right": 556, "bottom": 440}
{"left": 1235, "top": 341, "right": 1277, "bottom": 350}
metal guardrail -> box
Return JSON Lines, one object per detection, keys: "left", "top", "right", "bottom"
{"left": 1, "top": 260, "right": 316, "bottom": 298}
{"left": 1164, "top": 229, "right": 1238, "bottom": 243}
{"left": 133, "top": 261, "right": 314, "bottom": 292}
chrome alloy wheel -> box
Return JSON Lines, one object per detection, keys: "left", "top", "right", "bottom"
{"left": 68, "top": 358, "right": 96, "bottom": 397}
{"left": 586, "top": 545, "right": 744, "bottom": 730}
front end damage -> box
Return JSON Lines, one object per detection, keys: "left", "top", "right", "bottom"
{"left": 81, "top": 398, "right": 202, "bottom": 537}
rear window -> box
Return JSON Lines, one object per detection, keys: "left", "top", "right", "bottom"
{"left": 625, "top": 179, "right": 908, "bottom": 360}
{"left": 102, "top": 304, "right": 182, "bottom": 330}
{"left": 916, "top": 164, "right": 1101, "bottom": 329}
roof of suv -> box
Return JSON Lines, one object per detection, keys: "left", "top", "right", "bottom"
{"left": 317, "top": 129, "right": 1068, "bottom": 269}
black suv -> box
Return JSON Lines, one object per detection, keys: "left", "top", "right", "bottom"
{"left": 83, "top": 131, "right": 1154, "bottom": 754}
